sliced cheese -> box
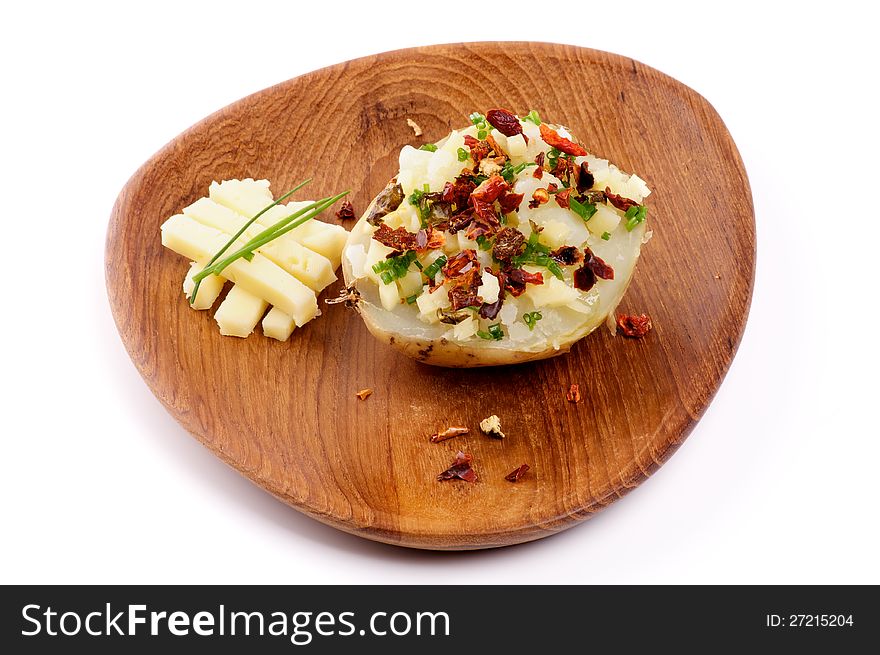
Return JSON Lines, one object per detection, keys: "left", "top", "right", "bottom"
{"left": 183, "top": 197, "right": 336, "bottom": 292}
{"left": 214, "top": 285, "right": 268, "bottom": 337}
{"left": 262, "top": 307, "right": 296, "bottom": 341}
{"left": 183, "top": 260, "right": 224, "bottom": 309}
{"left": 161, "top": 214, "right": 318, "bottom": 326}
{"left": 208, "top": 179, "right": 348, "bottom": 269}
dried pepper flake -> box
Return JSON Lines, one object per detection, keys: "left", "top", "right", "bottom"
{"left": 498, "top": 190, "right": 524, "bottom": 215}
{"left": 604, "top": 187, "right": 639, "bottom": 212}
{"left": 372, "top": 222, "right": 418, "bottom": 253}
{"left": 529, "top": 187, "right": 550, "bottom": 208}
{"left": 566, "top": 384, "right": 581, "bottom": 403}
{"left": 585, "top": 248, "right": 614, "bottom": 280}
{"left": 539, "top": 123, "right": 587, "bottom": 156}
{"left": 505, "top": 464, "right": 531, "bottom": 483}
{"left": 442, "top": 249, "right": 479, "bottom": 278}
{"left": 335, "top": 199, "right": 355, "bottom": 222}
{"left": 437, "top": 451, "right": 477, "bottom": 483}
{"left": 486, "top": 108, "right": 524, "bottom": 138}
{"left": 576, "top": 162, "right": 594, "bottom": 192}
{"left": 365, "top": 183, "right": 405, "bottom": 226}
{"left": 533, "top": 152, "right": 545, "bottom": 179}
{"left": 492, "top": 227, "right": 526, "bottom": 262}
{"left": 463, "top": 134, "right": 491, "bottom": 164}
{"left": 549, "top": 245, "right": 583, "bottom": 266}
{"left": 429, "top": 426, "right": 469, "bottom": 443}
{"left": 504, "top": 267, "right": 544, "bottom": 296}
{"left": 554, "top": 188, "right": 572, "bottom": 209}
{"left": 471, "top": 174, "right": 509, "bottom": 203}
{"left": 355, "top": 388, "right": 373, "bottom": 400}
{"left": 617, "top": 313, "right": 653, "bottom": 338}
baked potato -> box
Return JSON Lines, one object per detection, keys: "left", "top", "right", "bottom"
{"left": 340, "top": 110, "right": 651, "bottom": 367}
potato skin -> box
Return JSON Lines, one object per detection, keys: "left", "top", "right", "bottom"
{"left": 342, "top": 180, "right": 642, "bottom": 368}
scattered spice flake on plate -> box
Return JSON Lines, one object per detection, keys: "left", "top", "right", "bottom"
{"left": 505, "top": 464, "right": 530, "bottom": 483}
{"left": 566, "top": 384, "right": 581, "bottom": 403}
{"left": 429, "top": 426, "right": 469, "bottom": 443}
{"left": 355, "top": 388, "right": 373, "bottom": 400}
{"left": 538, "top": 123, "right": 587, "bottom": 156}
{"left": 406, "top": 118, "right": 423, "bottom": 136}
{"left": 437, "top": 451, "right": 477, "bottom": 483}
{"left": 479, "top": 414, "right": 505, "bottom": 439}
{"left": 617, "top": 313, "right": 653, "bottom": 338}
{"left": 335, "top": 199, "right": 355, "bottom": 222}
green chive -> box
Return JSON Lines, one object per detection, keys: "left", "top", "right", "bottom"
{"left": 406, "top": 293, "right": 420, "bottom": 304}
{"left": 189, "top": 179, "right": 311, "bottom": 303}
{"left": 570, "top": 197, "right": 598, "bottom": 223}
{"left": 457, "top": 147, "right": 469, "bottom": 162}
{"left": 419, "top": 143, "right": 438, "bottom": 152}
{"left": 423, "top": 255, "right": 447, "bottom": 280}
{"left": 523, "top": 311, "right": 543, "bottom": 330}
{"left": 469, "top": 112, "right": 485, "bottom": 126}
{"left": 477, "top": 129, "right": 487, "bottom": 140}
{"left": 523, "top": 110, "right": 541, "bottom": 126}
{"left": 379, "top": 271, "right": 394, "bottom": 285}
{"left": 601, "top": 231, "right": 612, "bottom": 241}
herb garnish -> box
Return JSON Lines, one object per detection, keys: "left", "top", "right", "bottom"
{"left": 624, "top": 204, "right": 648, "bottom": 231}
{"left": 372, "top": 250, "right": 418, "bottom": 284}
{"left": 476, "top": 235, "right": 493, "bottom": 251}
{"left": 523, "top": 311, "right": 543, "bottom": 330}
{"left": 569, "top": 196, "right": 598, "bottom": 223}
{"left": 190, "top": 185, "right": 348, "bottom": 296}
{"left": 422, "top": 255, "right": 447, "bottom": 281}
{"left": 419, "top": 143, "right": 438, "bottom": 152}
{"left": 476, "top": 323, "right": 505, "bottom": 340}
{"left": 500, "top": 161, "right": 537, "bottom": 184}
{"left": 601, "top": 231, "right": 612, "bottom": 241}
{"left": 511, "top": 232, "right": 565, "bottom": 280}
{"left": 457, "top": 147, "right": 470, "bottom": 162}
{"left": 522, "top": 109, "right": 541, "bottom": 126}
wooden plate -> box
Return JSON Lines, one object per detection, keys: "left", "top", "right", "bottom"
{"left": 106, "top": 42, "right": 754, "bottom": 550}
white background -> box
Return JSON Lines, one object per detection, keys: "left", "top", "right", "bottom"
{"left": 3, "top": 0, "right": 878, "bottom": 584}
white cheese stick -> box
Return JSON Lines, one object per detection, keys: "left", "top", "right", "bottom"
{"left": 208, "top": 180, "right": 348, "bottom": 269}
{"left": 183, "top": 260, "right": 225, "bottom": 309}
{"left": 214, "top": 285, "right": 268, "bottom": 337}
{"left": 161, "top": 214, "right": 318, "bottom": 326}
{"left": 183, "top": 198, "right": 337, "bottom": 292}
{"left": 261, "top": 307, "right": 296, "bottom": 341}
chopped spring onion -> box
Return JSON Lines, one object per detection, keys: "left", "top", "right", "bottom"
{"left": 419, "top": 143, "right": 438, "bottom": 152}
{"left": 372, "top": 250, "right": 418, "bottom": 284}
{"left": 405, "top": 293, "right": 420, "bottom": 304}
{"left": 624, "top": 205, "right": 648, "bottom": 231}
{"left": 500, "top": 161, "right": 537, "bottom": 183}
{"left": 457, "top": 147, "right": 470, "bottom": 161}
{"left": 570, "top": 197, "right": 598, "bottom": 223}
{"left": 476, "top": 235, "right": 493, "bottom": 251}
{"left": 477, "top": 129, "right": 488, "bottom": 140}
{"left": 422, "top": 255, "right": 447, "bottom": 280}
{"left": 477, "top": 323, "right": 505, "bottom": 341}
{"left": 523, "top": 311, "right": 543, "bottom": 330}
{"left": 469, "top": 112, "right": 486, "bottom": 126}
{"left": 522, "top": 110, "right": 541, "bottom": 126}
{"left": 601, "top": 231, "right": 612, "bottom": 241}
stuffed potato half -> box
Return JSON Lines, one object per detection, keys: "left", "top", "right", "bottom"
{"left": 341, "top": 110, "right": 651, "bottom": 367}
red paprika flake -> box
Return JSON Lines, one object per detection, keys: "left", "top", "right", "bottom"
{"left": 604, "top": 187, "right": 639, "bottom": 212}
{"left": 442, "top": 249, "right": 479, "bottom": 278}
{"left": 617, "top": 313, "right": 653, "bottom": 338}
{"left": 539, "top": 123, "right": 588, "bottom": 156}
{"left": 471, "top": 174, "right": 509, "bottom": 203}
{"left": 372, "top": 223, "right": 418, "bottom": 252}
{"left": 486, "top": 108, "right": 525, "bottom": 138}
{"left": 463, "top": 134, "right": 491, "bottom": 164}
{"left": 533, "top": 152, "right": 545, "bottom": 179}
{"left": 585, "top": 248, "right": 614, "bottom": 280}
{"left": 554, "top": 188, "right": 572, "bottom": 209}
{"left": 438, "top": 451, "right": 478, "bottom": 483}
{"left": 429, "top": 427, "right": 469, "bottom": 443}
{"left": 498, "top": 190, "right": 524, "bottom": 215}
{"left": 566, "top": 384, "right": 581, "bottom": 403}
{"left": 335, "top": 199, "right": 355, "bottom": 222}
{"left": 504, "top": 464, "right": 530, "bottom": 483}
{"left": 504, "top": 267, "right": 544, "bottom": 296}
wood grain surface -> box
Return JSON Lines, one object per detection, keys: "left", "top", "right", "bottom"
{"left": 105, "top": 42, "right": 755, "bottom": 550}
